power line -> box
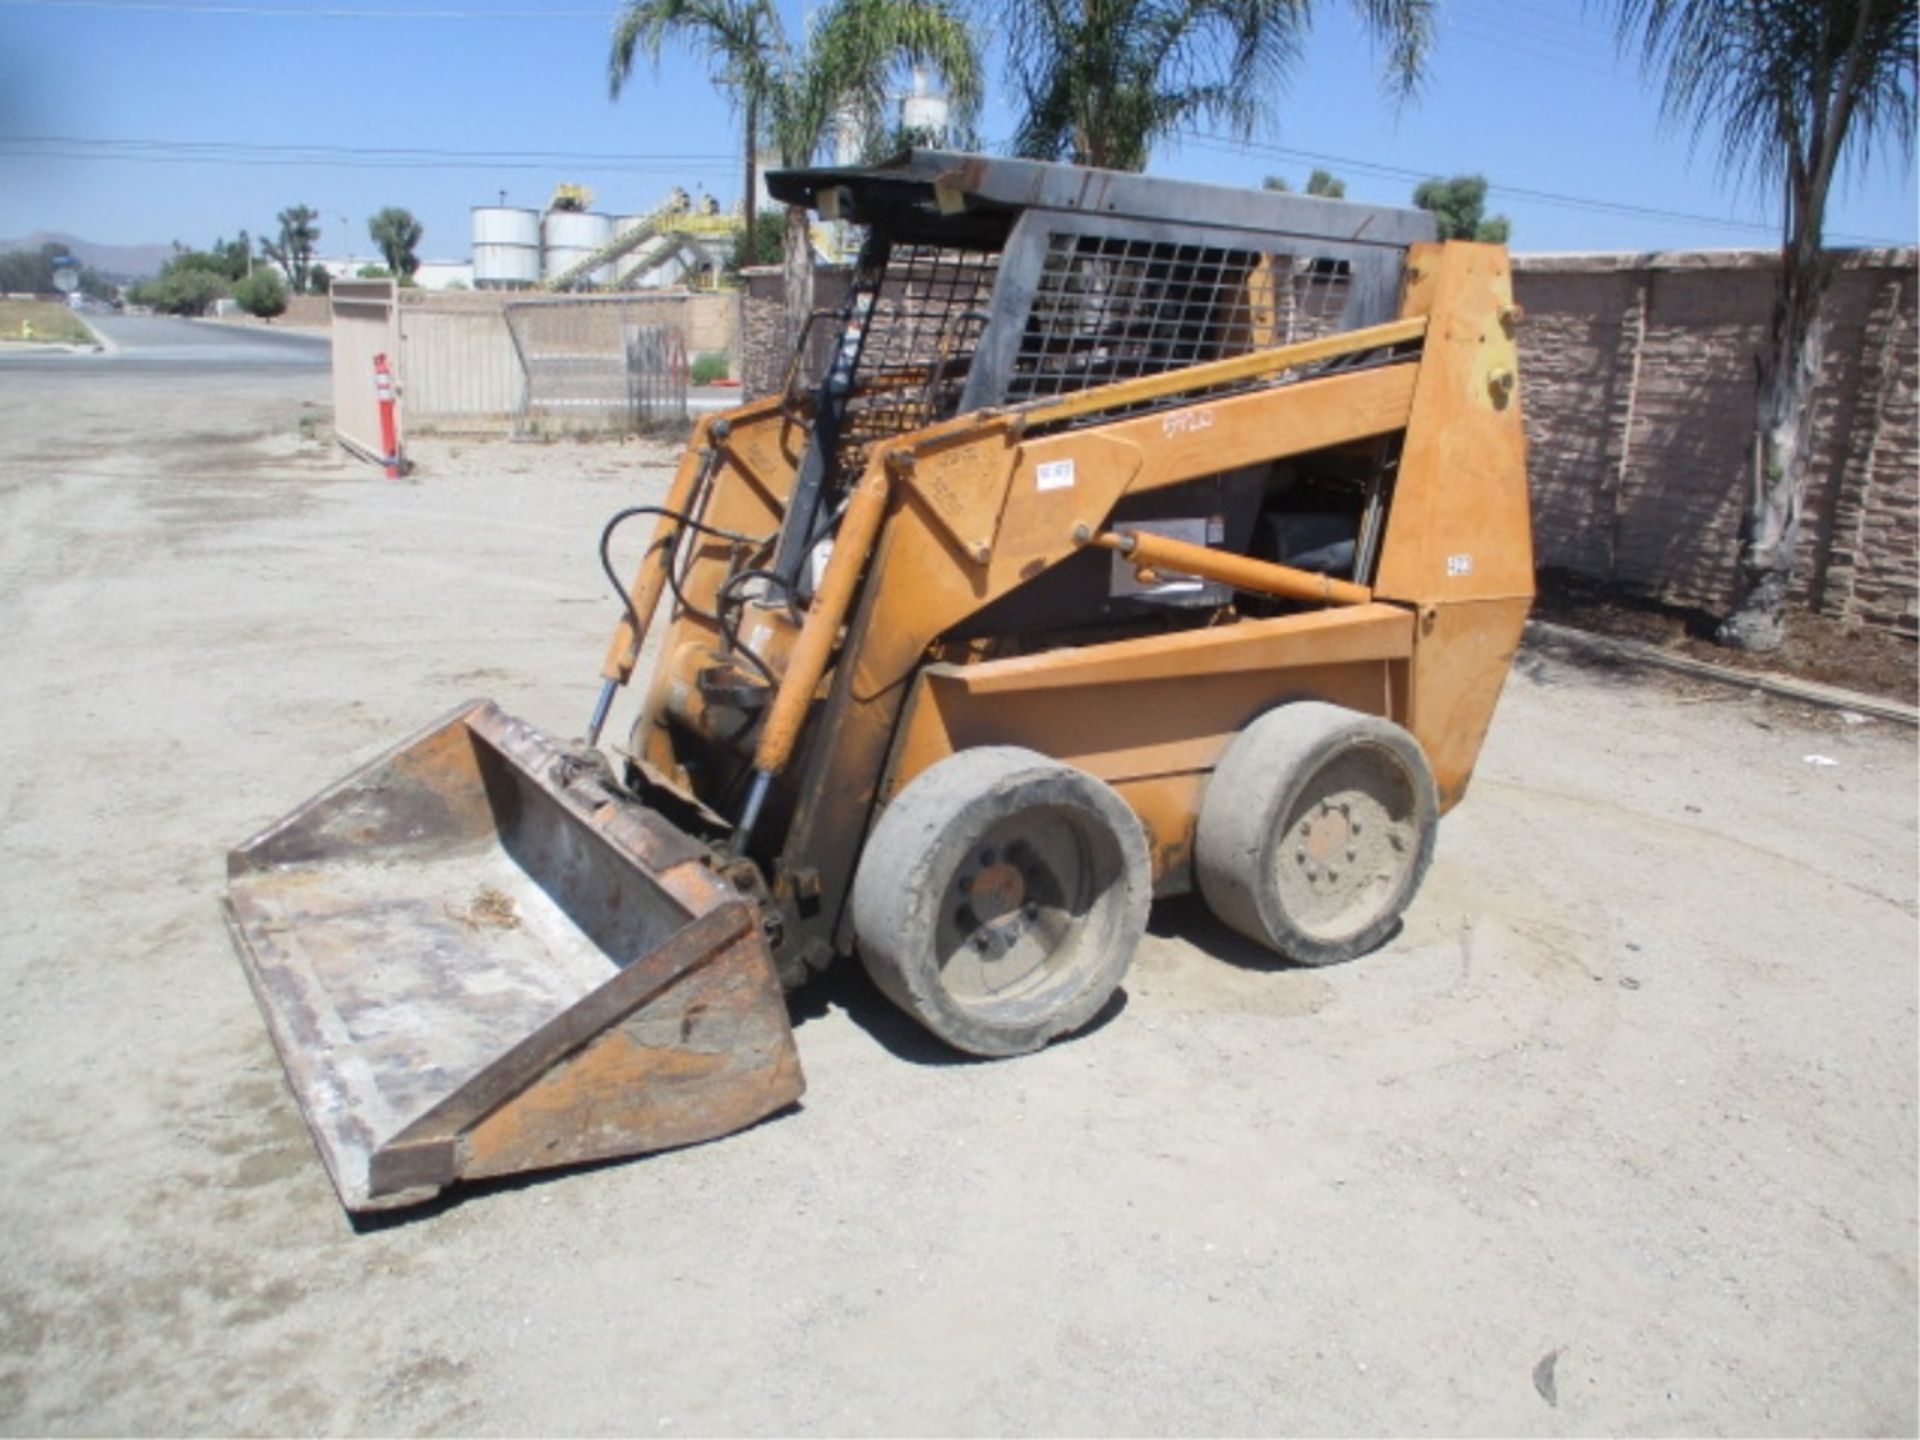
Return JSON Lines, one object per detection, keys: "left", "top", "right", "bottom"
{"left": 5, "top": 133, "right": 730, "bottom": 161}
{"left": 0, "top": 133, "right": 733, "bottom": 174}
{"left": 0, "top": 0, "right": 604, "bottom": 17}
{"left": 1176, "top": 131, "right": 1907, "bottom": 247}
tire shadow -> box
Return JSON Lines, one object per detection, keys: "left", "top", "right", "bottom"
{"left": 791, "top": 954, "right": 1130, "bottom": 1067}
{"left": 1148, "top": 891, "right": 1401, "bottom": 973}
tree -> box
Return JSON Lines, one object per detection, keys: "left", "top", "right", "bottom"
{"left": 1411, "top": 174, "right": 1511, "bottom": 242}
{"left": 129, "top": 266, "right": 229, "bottom": 315}
{"left": 611, "top": 0, "right": 980, "bottom": 336}
{"left": 1606, "top": 0, "right": 1917, "bottom": 651}
{"left": 1264, "top": 168, "right": 1348, "bottom": 196}
{"left": 0, "top": 243, "right": 113, "bottom": 299}
{"left": 611, "top": 0, "right": 781, "bottom": 269}
{"left": 726, "top": 209, "right": 787, "bottom": 276}
{"left": 368, "top": 207, "right": 424, "bottom": 279}
{"left": 234, "top": 269, "right": 289, "bottom": 319}
{"left": 1005, "top": 0, "right": 1433, "bottom": 172}
{"left": 261, "top": 205, "right": 321, "bottom": 293}
{"left": 209, "top": 232, "right": 251, "bottom": 281}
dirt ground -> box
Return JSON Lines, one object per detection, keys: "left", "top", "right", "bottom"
{"left": 0, "top": 366, "right": 1914, "bottom": 1437}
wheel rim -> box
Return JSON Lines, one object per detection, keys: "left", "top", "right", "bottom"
{"left": 1270, "top": 743, "right": 1420, "bottom": 943}
{"left": 932, "top": 806, "right": 1101, "bottom": 1007}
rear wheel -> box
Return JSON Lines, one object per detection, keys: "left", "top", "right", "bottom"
{"left": 851, "top": 747, "right": 1151, "bottom": 1058}
{"left": 1196, "top": 703, "right": 1437, "bottom": 966}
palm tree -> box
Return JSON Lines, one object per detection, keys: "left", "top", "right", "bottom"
{"left": 1004, "top": 0, "right": 1434, "bottom": 172}
{"left": 767, "top": 0, "right": 981, "bottom": 334}
{"left": 610, "top": 0, "right": 980, "bottom": 319}
{"left": 368, "top": 208, "right": 424, "bottom": 280}
{"left": 262, "top": 205, "right": 321, "bottom": 294}
{"left": 1606, "top": 0, "right": 1916, "bottom": 651}
{"left": 611, "top": 0, "right": 779, "bottom": 266}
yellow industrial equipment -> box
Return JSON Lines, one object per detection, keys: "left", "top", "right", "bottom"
{"left": 227, "top": 153, "right": 1533, "bottom": 1213}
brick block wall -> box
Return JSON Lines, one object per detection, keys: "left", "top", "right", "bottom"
{"left": 740, "top": 264, "right": 853, "bottom": 399}
{"left": 1516, "top": 249, "right": 1917, "bottom": 636}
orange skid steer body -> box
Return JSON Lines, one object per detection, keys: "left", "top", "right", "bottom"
{"left": 227, "top": 152, "right": 1533, "bottom": 1213}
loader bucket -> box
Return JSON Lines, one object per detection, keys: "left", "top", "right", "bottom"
{"left": 224, "top": 700, "right": 803, "bottom": 1214}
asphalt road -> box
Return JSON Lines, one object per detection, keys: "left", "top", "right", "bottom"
{"left": 0, "top": 311, "right": 329, "bottom": 374}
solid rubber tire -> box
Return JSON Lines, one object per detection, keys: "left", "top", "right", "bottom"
{"left": 851, "top": 747, "right": 1151, "bottom": 1058}
{"left": 1195, "top": 702, "right": 1438, "bottom": 966}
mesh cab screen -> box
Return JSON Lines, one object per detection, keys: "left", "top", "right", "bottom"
{"left": 815, "top": 244, "right": 1000, "bottom": 490}
{"left": 1008, "top": 232, "right": 1353, "bottom": 404}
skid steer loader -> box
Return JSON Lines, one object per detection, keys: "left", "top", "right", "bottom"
{"left": 227, "top": 152, "right": 1534, "bottom": 1213}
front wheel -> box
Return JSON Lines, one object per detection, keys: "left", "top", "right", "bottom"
{"left": 851, "top": 747, "right": 1151, "bottom": 1058}
{"left": 1195, "top": 703, "right": 1438, "bottom": 966}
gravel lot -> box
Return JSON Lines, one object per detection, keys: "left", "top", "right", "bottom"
{"left": 1, "top": 364, "right": 1913, "bottom": 1436}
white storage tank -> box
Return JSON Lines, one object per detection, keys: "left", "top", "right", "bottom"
{"left": 542, "top": 209, "right": 615, "bottom": 287}
{"left": 471, "top": 206, "right": 541, "bottom": 288}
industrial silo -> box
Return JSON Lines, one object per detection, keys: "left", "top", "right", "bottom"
{"left": 471, "top": 206, "right": 541, "bottom": 289}
{"left": 542, "top": 209, "right": 615, "bottom": 288}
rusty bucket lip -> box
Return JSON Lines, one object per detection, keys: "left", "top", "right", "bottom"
{"left": 227, "top": 697, "right": 499, "bottom": 880}
{"left": 224, "top": 699, "right": 803, "bottom": 1215}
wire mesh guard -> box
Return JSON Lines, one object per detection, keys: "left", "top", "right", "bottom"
{"left": 504, "top": 297, "right": 690, "bottom": 431}
{"left": 788, "top": 244, "right": 1000, "bottom": 491}
{"left": 1007, "top": 232, "right": 1353, "bottom": 404}
{"left": 787, "top": 228, "right": 1370, "bottom": 486}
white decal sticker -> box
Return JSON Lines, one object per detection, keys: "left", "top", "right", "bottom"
{"left": 1161, "top": 408, "right": 1215, "bottom": 438}
{"left": 1447, "top": 553, "right": 1474, "bottom": 576}
{"left": 1036, "top": 459, "right": 1076, "bottom": 491}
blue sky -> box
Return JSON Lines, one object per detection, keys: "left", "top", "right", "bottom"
{"left": 1, "top": 0, "right": 1914, "bottom": 265}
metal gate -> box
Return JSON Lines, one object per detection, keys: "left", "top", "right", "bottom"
{"left": 329, "top": 279, "right": 400, "bottom": 463}
{"left": 503, "top": 296, "right": 689, "bottom": 433}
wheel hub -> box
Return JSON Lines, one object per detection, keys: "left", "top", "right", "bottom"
{"left": 969, "top": 859, "right": 1027, "bottom": 926}
{"left": 1301, "top": 801, "right": 1353, "bottom": 867}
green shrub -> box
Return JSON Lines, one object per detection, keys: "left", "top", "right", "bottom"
{"left": 234, "top": 269, "right": 289, "bottom": 319}
{"left": 130, "top": 268, "right": 230, "bottom": 316}
{"left": 691, "top": 351, "right": 730, "bottom": 385}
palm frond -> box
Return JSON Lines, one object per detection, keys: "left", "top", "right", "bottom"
{"left": 1606, "top": 0, "right": 1916, "bottom": 198}
{"left": 1003, "top": 0, "right": 1430, "bottom": 170}
{"left": 609, "top": 0, "right": 782, "bottom": 109}
{"left": 781, "top": 0, "right": 984, "bottom": 163}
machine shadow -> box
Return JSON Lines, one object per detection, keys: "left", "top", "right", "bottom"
{"left": 788, "top": 954, "right": 1131, "bottom": 1067}
{"left": 1147, "top": 891, "right": 1401, "bottom": 971}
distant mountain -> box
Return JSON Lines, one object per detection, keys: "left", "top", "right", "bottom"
{"left": 0, "top": 231, "right": 174, "bottom": 280}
